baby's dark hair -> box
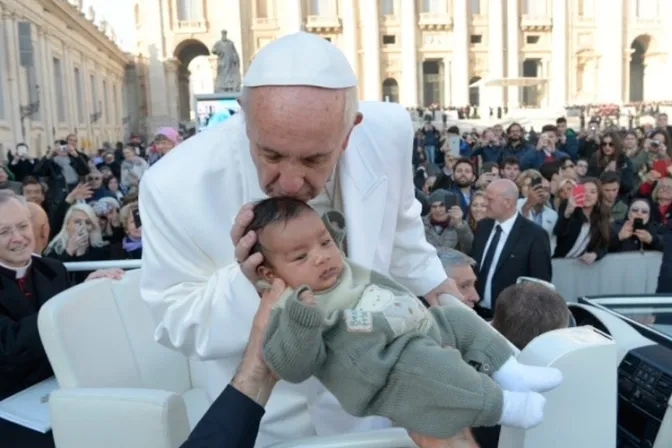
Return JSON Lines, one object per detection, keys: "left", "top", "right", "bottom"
{"left": 244, "top": 197, "right": 316, "bottom": 260}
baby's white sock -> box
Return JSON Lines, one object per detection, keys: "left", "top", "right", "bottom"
{"left": 498, "top": 390, "right": 546, "bottom": 429}
{"left": 493, "top": 356, "right": 563, "bottom": 393}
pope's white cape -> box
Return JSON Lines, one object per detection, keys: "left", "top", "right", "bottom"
{"left": 138, "top": 101, "right": 446, "bottom": 445}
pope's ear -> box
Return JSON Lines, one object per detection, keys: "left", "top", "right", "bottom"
{"left": 341, "top": 113, "right": 363, "bottom": 152}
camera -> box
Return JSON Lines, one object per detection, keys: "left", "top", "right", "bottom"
{"left": 650, "top": 141, "right": 660, "bottom": 148}
{"left": 92, "top": 201, "right": 113, "bottom": 216}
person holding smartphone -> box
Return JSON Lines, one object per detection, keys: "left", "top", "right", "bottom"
{"left": 611, "top": 199, "right": 664, "bottom": 252}
{"left": 553, "top": 178, "right": 612, "bottom": 263}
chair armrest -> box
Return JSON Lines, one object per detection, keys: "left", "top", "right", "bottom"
{"left": 50, "top": 388, "right": 190, "bottom": 448}
{"left": 267, "top": 427, "right": 418, "bottom": 448}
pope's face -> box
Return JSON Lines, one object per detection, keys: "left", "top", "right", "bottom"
{"left": 244, "top": 86, "right": 358, "bottom": 201}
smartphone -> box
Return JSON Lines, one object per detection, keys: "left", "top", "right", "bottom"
{"left": 652, "top": 159, "right": 670, "bottom": 178}
{"left": 444, "top": 194, "right": 458, "bottom": 209}
{"left": 530, "top": 176, "right": 543, "bottom": 188}
{"left": 650, "top": 140, "right": 660, "bottom": 148}
{"left": 633, "top": 218, "right": 645, "bottom": 231}
{"left": 132, "top": 208, "right": 142, "bottom": 228}
{"left": 447, "top": 135, "right": 461, "bottom": 157}
{"left": 572, "top": 184, "right": 585, "bottom": 207}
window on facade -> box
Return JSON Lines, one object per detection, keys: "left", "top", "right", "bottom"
{"left": 526, "top": 35, "right": 540, "bottom": 44}
{"left": 255, "top": 0, "right": 268, "bottom": 18}
{"left": 636, "top": 0, "right": 657, "bottom": 18}
{"left": 74, "top": 68, "right": 84, "bottom": 123}
{"left": 176, "top": 0, "right": 191, "bottom": 21}
{"left": 470, "top": 34, "right": 482, "bottom": 44}
{"left": 382, "top": 34, "right": 396, "bottom": 45}
{"left": 381, "top": 0, "right": 395, "bottom": 15}
{"left": 90, "top": 74, "right": 98, "bottom": 116}
{"left": 112, "top": 84, "right": 118, "bottom": 124}
{"left": 422, "top": 0, "right": 444, "bottom": 13}
{"left": 523, "top": 0, "right": 546, "bottom": 15}
{"left": 17, "top": 21, "right": 40, "bottom": 121}
{"left": 103, "top": 80, "right": 108, "bottom": 123}
{"left": 53, "top": 58, "right": 66, "bottom": 123}
{"left": 470, "top": 0, "right": 480, "bottom": 14}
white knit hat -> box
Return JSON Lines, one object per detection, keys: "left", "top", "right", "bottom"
{"left": 243, "top": 32, "right": 358, "bottom": 89}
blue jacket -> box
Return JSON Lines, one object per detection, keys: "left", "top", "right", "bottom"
{"left": 557, "top": 131, "right": 579, "bottom": 161}
{"left": 520, "top": 149, "right": 570, "bottom": 170}
{"left": 471, "top": 145, "right": 504, "bottom": 163}
{"left": 501, "top": 142, "right": 535, "bottom": 165}
{"left": 181, "top": 385, "right": 264, "bottom": 448}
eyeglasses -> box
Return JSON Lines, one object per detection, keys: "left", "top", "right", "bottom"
{"left": 630, "top": 207, "right": 649, "bottom": 214}
{"left": 602, "top": 141, "right": 614, "bottom": 147}
{"left": 563, "top": 163, "right": 575, "bottom": 169}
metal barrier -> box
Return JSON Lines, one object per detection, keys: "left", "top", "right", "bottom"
{"left": 551, "top": 251, "right": 662, "bottom": 302}
{"left": 61, "top": 251, "right": 663, "bottom": 302}
{"left": 64, "top": 260, "right": 142, "bottom": 272}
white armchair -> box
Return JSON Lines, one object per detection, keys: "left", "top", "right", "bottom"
{"left": 37, "top": 269, "right": 209, "bottom": 448}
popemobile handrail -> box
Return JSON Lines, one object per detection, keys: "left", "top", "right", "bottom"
{"left": 63, "top": 260, "right": 142, "bottom": 272}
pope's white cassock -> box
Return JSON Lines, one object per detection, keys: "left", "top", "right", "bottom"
{"left": 139, "top": 32, "right": 447, "bottom": 446}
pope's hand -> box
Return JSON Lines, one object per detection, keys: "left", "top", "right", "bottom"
{"left": 230, "top": 203, "right": 264, "bottom": 284}
{"left": 424, "top": 277, "right": 464, "bottom": 307}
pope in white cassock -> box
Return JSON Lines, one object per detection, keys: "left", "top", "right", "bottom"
{"left": 139, "top": 32, "right": 459, "bottom": 446}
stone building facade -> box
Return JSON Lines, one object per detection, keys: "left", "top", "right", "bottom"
{"left": 134, "top": 0, "right": 672, "bottom": 128}
{"left": 0, "top": 0, "right": 130, "bottom": 156}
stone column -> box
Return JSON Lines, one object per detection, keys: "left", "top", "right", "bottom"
{"left": 3, "top": 11, "right": 22, "bottom": 145}
{"left": 451, "top": 0, "right": 469, "bottom": 107}
{"left": 341, "top": 0, "right": 359, "bottom": 86}
{"left": 144, "top": 0, "right": 172, "bottom": 130}
{"left": 164, "top": 59, "right": 180, "bottom": 125}
{"left": 596, "top": 0, "right": 624, "bottom": 103}
{"left": 359, "top": 0, "right": 381, "bottom": 101}
{"left": 283, "top": 0, "right": 303, "bottom": 35}
{"left": 36, "top": 26, "right": 55, "bottom": 141}
{"left": 550, "top": 0, "right": 567, "bottom": 108}
{"left": 506, "top": 0, "right": 520, "bottom": 108}
{"left": 443, "top": 57, "right": 451, "bottom": 107}
{"left": 400, "top": 0, "right": 418, "bottom": 107}
{"left": 488, "top": 0, "right": 505, "bottom": 107}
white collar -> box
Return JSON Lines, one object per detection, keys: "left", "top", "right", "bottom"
{"left": 494, "top": 212, "right": 519, "bottom": 236}
{"left": 0, "top": 258, "right": 32, "bottom": 279}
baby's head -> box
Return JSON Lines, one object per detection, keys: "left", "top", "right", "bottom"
{"left": 245, "top": 197, "right": 344, "bottom": 291}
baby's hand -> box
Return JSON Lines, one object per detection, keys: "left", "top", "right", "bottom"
{"left": 299, "top": 290, "right": 317, "bottom": 306}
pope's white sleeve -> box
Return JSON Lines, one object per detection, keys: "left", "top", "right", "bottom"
{"left": 388, "top": 110, "right": 447, "bottom": 296}
{"left": 139, "top": 174, "right": 258, "bottom": 360}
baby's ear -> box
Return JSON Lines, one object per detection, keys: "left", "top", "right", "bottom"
{"left": 257, "top": 265, "right": 275, "bottom": 283}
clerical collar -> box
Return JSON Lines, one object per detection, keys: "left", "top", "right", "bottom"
{"left": 0, "top": 258, "right": 32, "bottom": 279}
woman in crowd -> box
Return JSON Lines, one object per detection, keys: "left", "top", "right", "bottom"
{"left": 105, "top": 176, "right": 125, "bottom": 202}
{"left": 148, "top": 127, "right": 180, "bottom": 166}
{"left": 611, "top": 199, "right": 664, "bottom": 252}
{"left": 647, "top": 177, "right": 672, "bottom": 229}
{"left": 94, "top": 197, "right": 125, "bottom": 249}
{"left": 553, "top": 178, "right": 611, "bottom": 264}
{"left": 553, "top": 178, "right": 577, "bottom": 211}
{"left": 115, "top": 201, "right": 143, "bottom": 259}
{"left": 586, "top": 131, "right": 635, "bottom": 196}
{"left": 120, "top": 146, "right": 149, "bottom": 190}
{"left": 623, "top": 130, "right": 647, "bottom": 173}
{"left": 467, "top": 190, "right": 488, "bottom": 233}
{"left": 43, "top": 203, "right": 110, "bottom": 283}
{"left": 638, "top": 129, "right": 672, "bottom": 197}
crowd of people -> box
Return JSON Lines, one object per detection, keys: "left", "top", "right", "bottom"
{"left": 412, "top": 112, "right": 672, "bottom": 298}
{"left": 2, "top": 30, "right": 672, "bottom": 448}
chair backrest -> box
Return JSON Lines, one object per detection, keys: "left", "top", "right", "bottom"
{"left": 498, "top": 326, "right": 618, "bottom": 448}
{"left": 38, "top": 269, "right": 191, "bottom": 394}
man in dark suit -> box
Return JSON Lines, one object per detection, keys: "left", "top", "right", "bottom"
{"left": 0, "top": 190, "right": 123, "bottom": 448}
{"left": 471, "top": 179, "right": 552, "bottom": 319}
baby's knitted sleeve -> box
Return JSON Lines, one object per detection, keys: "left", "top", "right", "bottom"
{"left": 262, "top": 285, "right": 327, "bottom": 383}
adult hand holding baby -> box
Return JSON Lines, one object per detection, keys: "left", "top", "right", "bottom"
{"left": 231, "top": 203, "right": 265, "bottom": 284}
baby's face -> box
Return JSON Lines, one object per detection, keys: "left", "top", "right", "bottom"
{"left": 257, "top": 210, "right": 344, "bottom": 291}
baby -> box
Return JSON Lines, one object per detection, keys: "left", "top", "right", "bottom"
{"left": 249, "top": 197, "right": 562, "bottom": 438}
